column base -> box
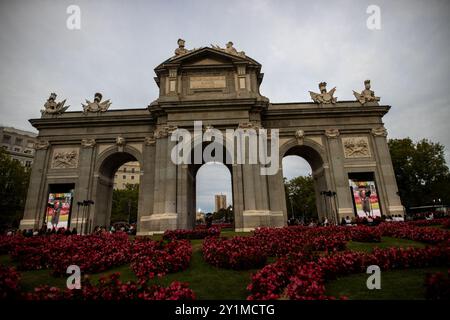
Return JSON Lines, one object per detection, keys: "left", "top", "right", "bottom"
{"left": 387, "top": 205, "right": 405, "bottom": 216}
{"left": 19, "top": 219, "right": 36, "bottom": 230}
{"left": 139, "top": 213, "right": 178, "bottom": 233}
{"left": 241, "top": 210, "right": 270, "bottom": 231}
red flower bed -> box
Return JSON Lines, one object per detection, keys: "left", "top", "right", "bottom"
{"left": 248, "top": 246, "right": 450, "bottom": 300}
{"left": 163, "top": 226, "right": 221, "bottom": 240}
{"left": 443, "top": 219, "right": 450, "bottom": 230}
{"left": 424, "top": 270, "right": 450, "bottom": 300}
{"left": 378, "top": 222, "right": 450, "bottom": 244}
{"left": 24, "top": 273, "right": 196, "bottom": 300}
{"left": 348, "top": 226, "right": 382, "bottom": 242}
{"left": 9, "top": 233, "right": 131, "bottom": 274}
{"left": 247, "top": 252, "right": 312, "bottom": 300}
{"left": 130, "top": 238, "right": 192, "bottom": 280}
{"left": 202, "top": 236, "right": 267, "bottom": 270}
{"left": 408, "top": 218, "right": 450, "bottom": 227}
{"left": 0, "top": 265, "right": 21, "bottom": 299}
{"left": 253, "top": 226, "right": 348, "bottom": 256}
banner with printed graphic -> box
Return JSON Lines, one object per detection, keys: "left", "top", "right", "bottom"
{"left": 349, "top": 179, "right": 381, "bottom": 218}
{"left": 45, "top": 192, "right": 73, "bottom": 229}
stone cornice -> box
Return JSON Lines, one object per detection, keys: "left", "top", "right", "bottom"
{"left": 30, "top": 109, "right": 154, "bottom": 130}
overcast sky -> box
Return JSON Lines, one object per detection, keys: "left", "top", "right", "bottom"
{"left": 1, "top": 0, "right": 449, "bottom": 212}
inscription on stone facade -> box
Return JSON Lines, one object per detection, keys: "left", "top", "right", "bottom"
{"left": 342, "top": 137, "right": 371, "bottom": 158}
{"left": 190, "top": 75, "right": 226, "bottom": 89}
{"left": 51, "top": 148, "right": 79, "bottom": 169}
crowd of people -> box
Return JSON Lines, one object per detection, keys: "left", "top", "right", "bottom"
{"left": 4, "top": 222, "right": 137, "bottom": 237}
{"left": 287, "top": 211, "right": 447, "bottom": 228}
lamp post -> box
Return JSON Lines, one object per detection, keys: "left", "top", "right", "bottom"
{"left": 76, "top": 201, "right": 83, "bottom": 234}
{"left": 288, "top": 192, "right": 295, "bottom": 222}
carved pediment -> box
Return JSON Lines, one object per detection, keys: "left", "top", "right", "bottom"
{"left": 183, "top": 56, "right": 233, "bottom": 66}
{"left": 155, "top": 47, "right": 260, "bottom": 73}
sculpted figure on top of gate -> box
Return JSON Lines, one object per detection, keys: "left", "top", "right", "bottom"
{"left": 353, "top": 80, "right": 380, "bottom": 105}
{"left": 82, "top": 92, "right": 111, "bottom": 114}
{"left": 41, "top": 93, "right": 69, "bottom": 115}
{"left": 310, "top": 82, "right": 337, "bottom": 104}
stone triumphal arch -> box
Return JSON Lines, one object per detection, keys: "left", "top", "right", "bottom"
{"left": 20, "top": 40, "right": 404, "bottom": 234}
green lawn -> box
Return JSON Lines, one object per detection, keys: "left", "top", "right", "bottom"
{"left": 326, "top": 267, "right": 447, "bottom": 300}
{"left": 0, "top": 234, "right": 443, "bottom": 300}
{"left": 347, "top": 236, "right": 426, "bottom": 252}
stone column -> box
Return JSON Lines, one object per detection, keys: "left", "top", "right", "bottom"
{"left": 325, "top": 129, "right": 353, "bottom": 224}
{"left": 371, "top": 127, "right": 404, "bottom": 216}
{"left": 20, "top": 141, "right": 51, "bottom": 230}
{"left": 267, "top": 164, "right": 288, "bottom": 227}
{"left": 137, "top": 136, "right": 156, "bottom": 233}
{"left": 71, "top": 139, "right": 96, "bottom": 232}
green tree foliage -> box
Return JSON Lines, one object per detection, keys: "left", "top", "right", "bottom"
{"left": 0, "top": 148, "right": 30, "bottom": 230}
{"left": 388, "top": 138, "right": 450, "bottom": 208}
{"left": 284, "top": 175, "right": 317, "bottom": 221}
{"left": 111, "top": 184, "right": 139, "bottom": 224}
{"left": 212, "top": 205, "right": 233, "bottom": 222}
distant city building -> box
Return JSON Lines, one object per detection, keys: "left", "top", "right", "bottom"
{"left": 215, "top": 194, "right": 227, "bottom": 212}
{"left": 113, "top": 161, "right": 140, "bottom": 190}
{"left": 0, "top": 126, "right": 37, "bottom": 168}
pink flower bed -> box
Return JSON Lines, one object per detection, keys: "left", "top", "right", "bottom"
{"left": 23, "top": 273, "right": 195, "bottom": 300}
{"left": 130, "top": 238, "right": 192, "bottom": 280}
{"left": 202, "top": 236, "right": 267, "bottom": 270}
{"left": 163, "top": 226, "right": 221, "bottom": 240}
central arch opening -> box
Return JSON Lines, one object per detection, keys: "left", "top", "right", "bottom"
{"left": 93, "top": 151, "right": 141, "bottom": 234}
{"left": 195, "top": 162, "right": 233, "bottom": 227}
{"left": 282, "top": 144, "right": 328, "bottom": 225}
{"left": 186, "top": 140, "right": 234, "bottom": 229}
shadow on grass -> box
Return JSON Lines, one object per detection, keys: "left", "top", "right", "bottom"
{"left": 326, "top": 267, "right": 446, "bottom": 300}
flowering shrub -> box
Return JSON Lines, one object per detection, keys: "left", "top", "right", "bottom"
{"left": 24, "top": 273, "right": 196, "bottom": 300}
{"left": 163, "top": 226, "right": 221, "bottom": 240}
{"left": 0, "top": 265, "right": 21, "bottom": 299}
{"left": 203, "top": 236, "right": 267, "bottom": 270}
{"left": 131, "top": 238, "right": 192, "bottom": 280}
{"left": 424, "top": 270, "right": 450, "bottom": 300}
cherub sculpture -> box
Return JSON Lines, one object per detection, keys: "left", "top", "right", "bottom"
{"left": 309, "top": 82, "right": 337, "bottom": 104}
{"left": 41, "top": 93, "right": 69, "bottom": 115}
{"left": 353, "top": 80, "right": 380, "bottom": 105}
{"left": 82, "top": 92, "right": 111, "bottom": 113}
